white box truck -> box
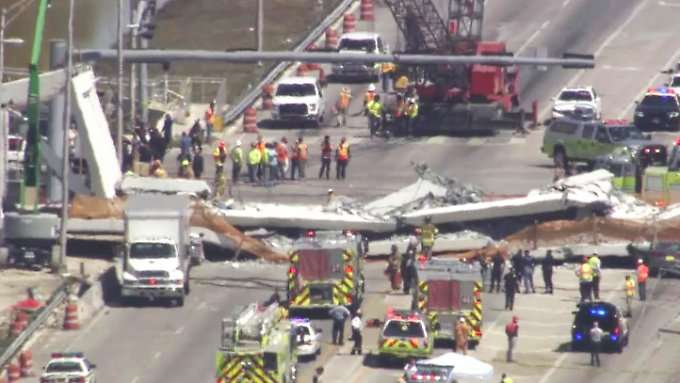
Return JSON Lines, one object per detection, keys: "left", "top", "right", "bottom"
{"left": 117, "top": 194, "right": 193, "bottom": 306}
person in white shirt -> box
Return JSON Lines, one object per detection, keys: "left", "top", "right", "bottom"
{"left": 351, "top": 310, "right": 363, "bottom": 355}
{"left": 589, "top": 321, "right": 604, "bottom": 367}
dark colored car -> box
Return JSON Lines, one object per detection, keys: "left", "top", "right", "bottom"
{"left": 627, "top": 241, "right": 680, "bottom": 276}
{"left": 634, "top": 89, "right": 680, "bottom": 131}
{"left": 571, "top": 302, "right": 629, "bottom": 353}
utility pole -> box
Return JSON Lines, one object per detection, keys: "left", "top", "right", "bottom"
{"left": 1, "top": 8, "right": 6, "bottom": 84}
{"left": 59, "top": 0, "right": 73, "bottom": 272}
{"left": 116, "top": 0, "right": 124, "bottom": 167}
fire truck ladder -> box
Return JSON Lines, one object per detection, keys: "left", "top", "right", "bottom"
{"left": 384, "top": 0, "right": 451, "bottom": 53}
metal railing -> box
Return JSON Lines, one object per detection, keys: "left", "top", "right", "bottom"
{"left": 0, "top": 280, "right": 68, "bottom": 370}
{"left": 221, "top": 0, "right": 355, "bottom": 125}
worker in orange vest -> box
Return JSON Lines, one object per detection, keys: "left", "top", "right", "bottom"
{"left": 256, "top": 135, "right": 267, "bottom": 181}
{"left": 335, "top": 137, "right": 350, "bottom": 180}
{"left": 336, "top": 87, "right": 352, "bottom": 128}
{"left": 297, "top": 137, "right": 308, "bottom": 179}
{"left": 636, "top": 259, "right": 649, "bottom": 301}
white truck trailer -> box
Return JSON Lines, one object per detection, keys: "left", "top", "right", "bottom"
{"left": 117, "top": 194, "right": 193, "bottom": 306}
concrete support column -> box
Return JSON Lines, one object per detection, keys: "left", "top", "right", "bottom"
{"left": 48, "top": 39, "right": 66, "bottom": 203}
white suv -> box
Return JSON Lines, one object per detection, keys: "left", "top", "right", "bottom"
{"left": 552, "top": 86, "right": 602, "bottom": 120}
{"left": 272, "top": 76, "right": 325, "bottom": 126}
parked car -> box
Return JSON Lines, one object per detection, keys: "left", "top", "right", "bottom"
{"left": 552, "top": 86, "right": 602, "bottom": 120}
{"left": 571, "top": 301, "right": 629, "bottom": 353}
{"left": 291, "top": 318, "right": 322, "bottom": 360}
{"left": 634, "top": 87, "right": 680, "bottom": 131}
{"left": 627, "top": 240, "right": 680, "bottom": 276}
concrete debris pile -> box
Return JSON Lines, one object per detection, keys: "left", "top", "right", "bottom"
{"left": 367, "top": 230, "right": 494, "bottom": 257}
{"left": 364, "top": 163, "right": 483, "bottom": 217}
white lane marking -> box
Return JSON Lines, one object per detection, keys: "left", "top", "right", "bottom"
{"left": 174, "top": 326, "right": 184, "bottom": 335}
{"left": 618, "top": 46, "right": 680, "bottom": 118}
{"left": 517, "top": 20, "right": 551, "bottom": 55}
{"left": 131, "top": 376, "right": 140, "bottom": 383}
{"left": 153, "top": 351, "right": 162, "bottom": 360}
{"left": 542, "top": 0, "right": 651, "bottom": 119}
{"left": 601, "top": 65, "right": 641, "bottom": 72}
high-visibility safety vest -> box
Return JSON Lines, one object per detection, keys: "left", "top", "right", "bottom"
{"left": 501, "top": 378, "right": 514, "bottom": 383}
{"left": 625, "top": 279, "right": 635, "bottom": 297}
{"left": 338, "top": 89, "right": 351, "bottom": 110}
{"left": 420, "top": 223, "right": 438, "bottom": 247}
{"left": 637, "top": 264, "right": 649, "bottom": 283}
{"left": 381, "top": 62, "right": 396, "bottom": 73}
{"left": 578, "top": 263, "right": 593, "bottom": 282}
{"left": 298, "top": 143, "right": 308, "bottom": 161}
{"left": 337, "top": 143, "right": 349, "bottom": 161}
{"left": 407, "top": 102, "right": 419, "bottom": 119}
{"left": 248, "top": 148, "right": 261, "bottom": 165}
{"left": 588, "top": 256, "right": 601, "bottom": 277}
{"left": 395, "top": 75, "right": 409, "bottom": 90}
{"left": 231, "top": 147, "right": 243, "bottom": 164}
{"left": 366, "top": 100, "right": 383, "bottom": 118}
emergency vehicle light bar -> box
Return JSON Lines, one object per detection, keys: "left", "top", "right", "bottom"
{"left": 51, "top": 352, "right": 84, "bottom": 358}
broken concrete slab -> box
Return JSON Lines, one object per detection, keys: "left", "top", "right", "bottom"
{"left": 118, "top": 175, "right": 211, "bottom": 196}
{"left": 366, "top": 231, "right": 494, "bottom": 257}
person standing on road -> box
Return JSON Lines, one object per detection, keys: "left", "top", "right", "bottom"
{"left": 290, "top": 139, "right": 300, "bottom": 180}
{"left": 522, "top": 250, "right": 536, "bottom": 294}
{"left": 589, "top": 252, "right": 602, "bottom": 300}
{"left": 297, "top": 137, "right": 308, "bottom": 179}
{"left": 589, "top": 321, "right": 603, "bottom": 367}
{"left": 366, "top": 94, "right": 383, "bottom": 138}
{"left": 402, "top": 241, "right": 417, "bottom": 294}
{"left": 336, "top": 87, "right": 352, "bottom": 128}
{"left": 542, "top": 250, "right": 554, "bottom": 294}
{"left": 336, "top": 137, "right": 350, "bottom": 180}
{"left": 230, "top": 140, "right": 243, "bottom": 184}
{"left": 505, "top": 316, "right": 519, "bottom": 362}
{"left": 636, "top": 259, "right": 649, "bottom": 301}
{"left": 329, "top": 305, "right": 351, "bottom": 345}
{"left": 267, "top": 143, "right": 279, "bottom": 182}
{"left": 247, "top": 142, "right": 261, "bottom": 183}
{"left": 511, "top": 250, "right": 524, "bottom": 286}
{"left": 276, "top": 137, "right": 289, "bottom": 179}
{"left": 162, "top": 113, "right": 173, "bottom": 147}
{"left": 419, "top": 216, "right": 438, "bottom": 259}
{"left": 319, "top": 136, "right": 332, "bottom": 179}
{"left": 386, "top": 244, "right": 402, "bottom": 291}
{"left": 624, "top": 274, "right": 635, "bottom": 317}
{"left": 192, "top": 147, "right": 204, "bottom": 179}
{"left": 180, "top": 132, "right": 191, "bottom": 159}
{"left": 489, "top": 251, "right": 504, "bottom": 293}
{"left": 576, "top": 256, "right": 594, "bottom": 302}
{"left": 406, "top": 98, "right": 419, "bottom": 136}
{"left": 454, "top": 317, "right": 470, "bottom": 355}
{"left": 504, "top": 267, "right": 519, "bottom": 310}
{"left": 350, "top": 310, "right": 363, "bottom": 355}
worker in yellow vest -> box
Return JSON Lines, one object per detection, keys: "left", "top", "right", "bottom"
{"left": 366, "top": 94, "right": 383, "bottom": 138}
{"left": 624, "top": 274, "right": 635, "bottom": 317}
{"left": 575, "top": 257, "right": 593, "bottom": 302}
{"left": 381, "top": 62, "right": 396, "bottom": 92}
{"left": 418, "top": 216, "right": 438, "bottom": 259}
{"left": 588, "top": 252, "right": 601, "bottom": 300}
{"left": 406, "top": 98, "right": 419, "bottom": 136}
{"left": 247, "top": 142, "right": 262, "bottom": 183}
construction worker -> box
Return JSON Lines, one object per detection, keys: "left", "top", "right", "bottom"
{"left": 576, "top": 256, "right": 594, "bottom": 302}
{"left": 214, "top": 163, "right": 226, "bottom": 199}
{"left": 504, "top": 268, "right": 519, "bottom": 310}
{"left": 419, "top": 216, "right": 438, "bottom": 259}
{"left": 366, "top": 94, "right": 383, "bottom": 138}
{"left": 624, "top": 274, "right": 635, "bottom": 317}
{"left": 364, "top": 83, "right": 376, "bottom": 106}
{"left": 589, "top": 321, "right": 603, "bottom": 367}
{"left": 636, "top": 259, "right": 649, "bottom": 301}
{"left": 522, "top": 250, "right": 536, "bottom": 294}
{"left": 406, "top": 98, "right": 419, "bottom": 136}
{"left": 294, "top": 137, "right": 308, "bottom": 179}
{"left": 505, "top": 316, "right": 519, "bottom": 362}
{"left": 276, "top": 137, "right": 289, "bottom": 179}
{"left": 386, "top": 244, "right": 401, "bottom": 291}
{"left": 335, "top": 137, "right": 350, "bottom": 180}
{"left": 542, "top": 249, "right": 554, "bottom": 294}
{"left": 336, "top": 87, "right": 352, "bottom": 128}
{"left": 350, "top": 309, "right": 363, "bottom": 355}
{"left": 589, "top": 252, "right": 602, "bottom": 300}
{"left": 318, "top": 136, "right": 332, "bottom": 179}
{"left": 489, "top": 251, "right": 504, "bottom": 293}
{"left": 247, "top": 142, "right": 261, "bottom": 183}
{"left": 179, "top": 158, "right": 194, "bottom": 179}
{"left": 256, "top": 135, "right": 267, "bottom": 180}
{"left": 267, "top": 142, "right": 278, "bottom": 182}
{"left": 230, "top": 140, "right": 243, "bottom": 184}
{"left": 213, "top": 140, "right": 228, "bottom": 164}
{"left": 454, "top": 317, "right": 470, "bottom": 355}
{"left": 501, "top": 374, "right": 514, "bottom": 383}
{"left": 381, "top": 61, "right": 396, "bottom": 92}
{"left": 402, "top": 238, "right": 417, "bottom": 294}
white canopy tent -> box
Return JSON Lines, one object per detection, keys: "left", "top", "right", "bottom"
{"left": 417, "top": 352, "right": 494, "bottom": 382}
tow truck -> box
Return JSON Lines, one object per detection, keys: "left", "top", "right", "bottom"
{"left": 40, "top": 352, "right": 97, "bottom": 383}
{"left": 216, "top": 302, "right": 298, "bottom": 383}
{"left": 287, "top": 230, "right": 365, "bottom": 311}
{"left": 412, "top": 258, "right": 483, "bottom": 347}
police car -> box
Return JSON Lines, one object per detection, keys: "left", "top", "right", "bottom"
{"left": 571, "top": 302, "right": 629, "bottom": 353}
{"left": 40, "top": 352, "right": 97, "bottom": 383}
{"left": 378, "top": 309, "right": 433, "bottom": 361}
{"left": 634, "top": 87, "right": 680, "bottom": 131}
{"left": 291, "top": 318, "right": 322, "bottom": 360}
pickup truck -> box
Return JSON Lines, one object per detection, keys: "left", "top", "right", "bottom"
{"left": 272, "top": 76, "right": 325, "bottom": 127}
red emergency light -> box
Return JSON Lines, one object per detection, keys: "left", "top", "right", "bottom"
{"left": 305, "top": 230, "right": 316, "bottom": 238}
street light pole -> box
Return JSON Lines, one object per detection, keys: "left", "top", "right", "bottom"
{"left": 1, "top": 8, "right": 6, "bottom": 83}
{"left": 256, "top": 0, "right": 262, "bottom": 67}
{"left": 116, "top": 0, "right": 124, "bottom": 167}
{"left": 59, "top": 0, "right": 73, "bottom": 271}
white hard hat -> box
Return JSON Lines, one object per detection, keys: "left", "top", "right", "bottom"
{"left": 368, "top": 84, "right": 376, "bottom": 92}
{"left": 236, "top": 140, "right": 242, "bottom": 146}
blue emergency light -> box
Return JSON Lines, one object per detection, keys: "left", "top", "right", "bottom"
{"left": 589, "top": 308, "right": 607, "bottom": 317}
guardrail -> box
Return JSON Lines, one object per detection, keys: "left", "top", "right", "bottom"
{"left": 0, "top": 280, "right": 68, "bottom": 370}
{"left": 221, "top": 0, "right": 355, "bottom": 125}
